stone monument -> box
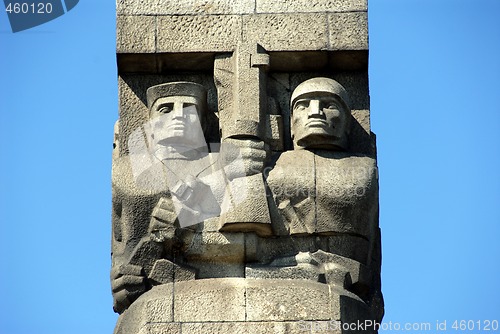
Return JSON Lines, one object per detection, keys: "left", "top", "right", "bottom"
{"left": 112, "top": 1, "right": 383, "bottom": 333}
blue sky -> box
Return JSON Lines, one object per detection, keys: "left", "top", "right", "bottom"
{"left": 0, "top": 1, "right": 499, "bottom": 333}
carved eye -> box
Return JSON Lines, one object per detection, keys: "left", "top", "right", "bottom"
{"left": 324, "top": 103, "right": 337, "bottom": 110}
{"left": 158, "top": 105, "right": 172, "bottom": 114}
{"left": 294, "top": 101, "right": 308, "bottom": 111}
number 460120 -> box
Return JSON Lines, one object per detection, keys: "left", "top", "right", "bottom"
{"left": 452, "top": 320, "right": 499, "bottom": 331}
{"left": 5, "top": 2, "right": 53, "bottom": 14}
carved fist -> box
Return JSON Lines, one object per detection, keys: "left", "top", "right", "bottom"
{"left": 149, "top": 197, "right": 177, "bottom": 242}
{"left": 221, "top": 138, "right": 268, "bottom": 180}
{"left": 111, "top": 264, "right": 146, "bottom": 314}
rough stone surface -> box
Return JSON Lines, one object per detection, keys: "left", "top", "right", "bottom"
{"left": 267, "top": 150, "right": 379, "bottom": 238}
{"left": 267, "top": 150, "right": 316, "bottom": 235}
{"left": 114, "top": 284, "right": 174, "bottom": 334}
{"left": 256, "top": 0, "right": 367, "bottom": 13}
{"left": 329, "top": 12, "right": 369, "bottom": 50}
{"left": 315, "top": 152, "right": 378, "bottom": 237}
{"left": 267, "top": 113, "right": 284, "bottom": 151}
{"left": 181, "top": 321, "right": 314, "bottom": 334}
{"left": 246, "top": 263, "right": 323, "bottom": 281}
{"left": 245, "top": 234, "right": 371, "bottom": 266}
{"left": 114, "top": 278, "right": 374, "bottom": 333}
{"left": 243, "top": 13, "right": 329, "bottom": 52}
{"left": 191, "top": 260, "right": 245, "bottom": 279}
{"left": 246, "top": 279, "right": 333, "bottom": 321}
{"left": 117, "top": 0, "right": 255, "bottom": 15}
{"left": 184, "top": 231, "right": 245, "bottom": 262}
{"left": 138, "top": 323, "right": 181, "bottom": 334}
{"left": 116, "top": 16, "right": 155, "bottom": 53}
{"left": 219, "top": 174, "right": 272, "bottom": 236}
{"left": 156, "top": 15, "right": 242, "bottom": 53}
{"left": 351, "top": 110, "right": 370, "bottom": 135}
{"left": 173, "top": 279, "right": 246, "bottom": 322}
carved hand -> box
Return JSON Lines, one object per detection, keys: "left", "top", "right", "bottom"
{"left": 221, "top": 138, "right": 268, "bottom": 180}
{"left": 111, "top": 264, "right": 146, "bottom": 314}
{"left": 149, "top": 197, "right": 177, "bottom": 242}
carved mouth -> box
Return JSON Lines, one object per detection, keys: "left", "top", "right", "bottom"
{"left": 305, "top": 119, "right": 328, "bottom": 127}
{"left": 166, "top": 122, "right": 186, "bottom": 130}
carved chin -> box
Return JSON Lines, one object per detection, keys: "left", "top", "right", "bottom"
{"left": 156, "top": 134, "right": 186, "bottom": 146}
{"left": 295, "top": 133, "right": 346, "bottom": 150}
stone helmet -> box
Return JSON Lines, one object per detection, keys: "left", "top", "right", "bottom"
{"left": 146, "top": 81, "right": 208, "bottom": 117}
{"left": 290, "top": 77, "right": 351, "bottom": 113}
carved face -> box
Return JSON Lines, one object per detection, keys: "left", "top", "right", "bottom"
{"left": 149, "top": 95, "right": 206, "bottom": 149}
{"left": 291, "top": 94, "right": 349, "bottom": 150}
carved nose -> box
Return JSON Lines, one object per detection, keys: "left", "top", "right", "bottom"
{"left": 172, "top": 103, "right": 185, "bottom": 119}
{"left": 308, "top": 100, "right": 325, "bottom": 119}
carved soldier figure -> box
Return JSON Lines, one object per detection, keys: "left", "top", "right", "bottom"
{"left": 268, "top": 77, "right": 378, "bottom": 237}
{"left": 111, "top": 82, "right": 236, "bottom": 313}
{"left": 265, "top": 77, "right": 383, "bottom": 321}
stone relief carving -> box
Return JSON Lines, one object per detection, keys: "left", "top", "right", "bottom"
{"left": 111, "top": 81, "right": 253, "bottom": 312}
{"left": 113, "top": 3, "right": 381, "bottom": 332}
{"left": 112, "top": 77, "right": 382, "bottom": 334}
{"left": 263, "top": 77, "right": 383, "bottom": 321}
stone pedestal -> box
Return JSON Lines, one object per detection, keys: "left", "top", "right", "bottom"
{"left": 115, "top": 278, "right": 375, "bottom": 334}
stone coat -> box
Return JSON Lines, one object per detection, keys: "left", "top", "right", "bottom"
{"left": 267, "top": 150, "right": 378, "bottom": 239}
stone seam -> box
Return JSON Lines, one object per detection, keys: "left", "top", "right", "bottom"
{"left": 116, "top": 10, "right": 366, "bottom": 17}
{"left": 155, "top": 280, "right": 341, "bottom": 323}
{"left": 117, "top": 12, "right": 367, "bottom": 54}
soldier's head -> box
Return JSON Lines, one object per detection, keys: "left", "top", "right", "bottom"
{"left": 146, "top": 82, "right": 208, "bottom": 149}
{"left": 290, "top": 77, "right": 351, "bottom": 151}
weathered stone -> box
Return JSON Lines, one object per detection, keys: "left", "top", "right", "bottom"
{"left": 246, "top": 250, "right": 373, "bottom": 292}
{"left": 246, "top": 279, "right": 333, "bottom": 321}
{"left": 183, "top": 231, "right": 245, "bottom": 262}
{"left": 352, "top": 110, "right": 371, "bottom": 135}
{"left": 267, "top": 113, "right": 284, "bottom": 151}
{"left": 247, "top": 235, "right": 318, "bottom": 264}
{"left": 114, "top": 284, "right": 174, "bottom": 334}
{"left": 244, "top": 233, "right": 258, "bottom": 261}
{"left": 267, "top": 150, "right": 316, "bottom": 235}
{"left": 246, "top": 263, "right": 323, "bottom": 281}
{"left": 113, "top": 1, "right": 382, "bottom": 331}
{"left": 333, "top": 71, "right": 370, "bottom": 111}
{"left": 267, "top": 73, "right": 289, "bottom": 149}
{"left": 243, "top": 13, "right": 329, "bottom": 52}
{"left": 138, "top": 323, "right": 181, "bottom": 334}
{"left": 149, "top": 259, "right": 196, "bottom": 285}
{"left": 191, "top": 260, "right": 245, "bottom": 279}
{"left": 116, "top": 16, "right": 155, "bottom": 53}
{"left": 328, "top": 12, "right": 369, "bottom": 50}
{"left": 114, "top": 278, "right": 374, "bottom": 333}
{"left": 117, "top": 0, "right": 255, "bottom": 16}
{"left": 173, "top": 278, "right": 246, "bottom": 322}
{"left": 157, "top": 15, "right": 242, "bottom": 53}
{"left": 326, "top": 235, "right": 371, "bottom": 265}
{"left": 315, "top": 152, "right": 378, "bottom": 238}
{"left": 256, "top": 0, "right": 367, "bottom": 13}
{"left": 219, "top": 174, "right": 272, "bottom": 236}
{"left": 181, "top": 321, "right": 315, "bottom": 334}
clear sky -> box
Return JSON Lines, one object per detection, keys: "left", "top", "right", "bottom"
{"left": 0, "top": 1, "right": 499, "bottom": 333}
